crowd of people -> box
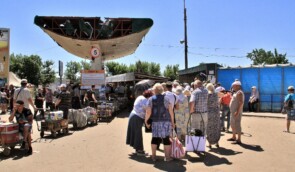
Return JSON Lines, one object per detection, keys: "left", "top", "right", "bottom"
{"left": 126, "top": 77, "right": 295, "bottom": 162}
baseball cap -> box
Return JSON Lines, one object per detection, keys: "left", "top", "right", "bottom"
{"left": 288, "top": 86, "right": 294, "bottom": 90}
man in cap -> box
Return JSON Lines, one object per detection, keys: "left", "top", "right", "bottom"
{"left": 9, "top": 100, "right": 33, "bottom": 155}
{"left": 55, "top": 84, "right": 71, "bottom": 120}
{"left": 228, "top": 80, "right": 244, "bottom": 144}
{"left": 13, "top": 79, "right": 37, "bottom": 111}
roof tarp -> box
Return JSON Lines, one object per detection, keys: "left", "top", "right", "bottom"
{"left": 8, "top": 72, "right": 21, "bottom": 87}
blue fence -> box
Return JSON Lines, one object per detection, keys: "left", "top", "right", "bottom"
{"left": 217, "top": 65, "right": 295, "bottom": 112}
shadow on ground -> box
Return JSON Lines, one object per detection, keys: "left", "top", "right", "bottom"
{"left": 209, "top": 147, "right": 242, "bottom": 156}
{"left": 186, "top": 152, "right": 232, "bottom": 166}
{"left": 0, "top": 148, "right": 32, "bottom": 161}
{"left": 237, "top": 143, "right": 264, "bottom": 152}
{"left": 129, "top": 154, "right": 187, "bottom": 172}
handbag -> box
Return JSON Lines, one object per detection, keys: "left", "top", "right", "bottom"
{"left": 185, "top": 135, "right": 206, "bottom": 152}
{"left": 185, "top": 113, "right": 206, "bottom": 152}
{"left": 145, "top": 118, "right": 152, "bottom": 133}
{"left": 170, "top": 132, "right": 185, "bottom": 159}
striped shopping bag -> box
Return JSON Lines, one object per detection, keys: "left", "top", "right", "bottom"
{"left": 170, "top": 136, "right": 185, "bottom": 159}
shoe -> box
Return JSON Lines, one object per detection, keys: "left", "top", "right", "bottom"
{"left": 216, "top": 144, "right": 220, "bottom": 148}
{"left": 222, "top": 127, "right": 226, "bottom": 132}
{"left": 27, "top": 146, "right": 33, "bottom": 155}
{"left": 232, "top": 140, "right": 242, "bottom": 145}
{"left": 208, "top": 145, "right": 212, "bottom": 149}
{"left": 227, "top": 138, "right": 236, "bottom": 141}
{"left": 283, "top": 130, "right": 290, "bottom": 133}
{"left": 20, "top": 141, "right": 26, "bottom": 150}
{"left": 151, "top": 156, "right": 157, "bottom": 162}
{"left": 136, "top": 151, "right": 148, "bottom": 156}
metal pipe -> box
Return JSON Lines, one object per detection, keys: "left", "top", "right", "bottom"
{"left": 184, "top": 0, "right": 188, "bottom": 69}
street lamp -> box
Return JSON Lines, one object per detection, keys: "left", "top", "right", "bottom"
{"left": 184, "top": 0, "right": 188, "bottom": 69}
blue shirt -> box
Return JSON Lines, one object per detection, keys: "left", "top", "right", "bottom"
{"left": 189, "top": 87, "right": 208, "bottom": 113}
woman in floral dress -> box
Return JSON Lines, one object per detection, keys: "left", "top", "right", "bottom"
{"left": 206, "top": 83, "right": 221, "bottom": 148}
{"left": 174, "top": 86, "right": 190, "bottom": 141}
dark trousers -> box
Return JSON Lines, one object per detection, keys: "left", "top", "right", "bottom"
{"left": 10, "top": 98, "right": 13, "bottom": 111}
{"left": 221, "top": 105, "right": 230, "bottom": 129}
{"left": 46, "top": 102, "right": 54, "bottom": 111}
{"left": 34, "top": 109, "right": 44, "bottom": 118}
{"left": 59, "top": 106, "right": 69, "bottom": 119}
{"left": 248, "top": 99, "right": 259, "bottom": 112}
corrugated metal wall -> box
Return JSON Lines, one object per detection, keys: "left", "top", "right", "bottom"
{"left": 217, "top": 66, "right": 295, "bottom": 112}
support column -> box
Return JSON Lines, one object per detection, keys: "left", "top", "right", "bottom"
{"left": 91, "top": 57, "right": 103, "bottom": 70}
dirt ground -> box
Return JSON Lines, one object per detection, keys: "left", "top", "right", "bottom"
{"left": 1, "top": 112, "right": 295, "bottom": 172}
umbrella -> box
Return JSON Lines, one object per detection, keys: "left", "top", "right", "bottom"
{"left": 134, "top": 79, "right": 155, "bottom": 98}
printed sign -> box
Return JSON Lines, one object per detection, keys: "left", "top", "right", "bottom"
{"left": 0, "top": 28, "right": 10, "bottom": 86}
{"left": 81, "top": 70, "right": 105, "bottom": 89}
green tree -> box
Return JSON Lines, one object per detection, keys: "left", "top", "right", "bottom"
{"left": 10, "top": 54, "right": 42, "bottom": 85}
{"left": 81, "top": 60, "right": 91, "bottom": 70}
{"left": 40, "top": 60, "right": 56, "bottom": 86}
{"left": 247, "top": 48, "right": 289, "bottom": 65}
{"left": 163, "top": 64, "right": 179, "bottom": 81}
{"left": 148, "top": 62, "right": 161, "bottom": 76}
{"left": 64, "top": 61, "right": 82, "bottom": 83}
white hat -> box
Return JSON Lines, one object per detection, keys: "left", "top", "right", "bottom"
{"left": 252, "top": 86, "right": 257, "bottom": 89}
{"left": 232, "top": 81, "right": 242, "bottom": 86}
{"left": 215, "top": 86, "right": 225, "bottom": 92}
{"left": 21, "top": 79, "right": 28, "bottom": 84}
{"left": 288, "top": 86, "right": 294, "bottom": 90}
{"left": 59, "top": 84, "right": 66, "bottom": 88}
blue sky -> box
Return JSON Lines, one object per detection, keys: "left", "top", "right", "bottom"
{"left": 1, "top": 0, "right": 295, "bottom": 72}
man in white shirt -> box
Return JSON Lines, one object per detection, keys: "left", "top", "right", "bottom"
{"left": 165, "top": 81, "right": 179, "bottom": 112}
{"left": 13, "top": 79, "right": 36, "bottom": 111}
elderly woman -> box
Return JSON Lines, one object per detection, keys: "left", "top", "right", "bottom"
{"left": 145, "top": 83, "right": 175, "bottom": 162}
{"left": 174, "top": 86, "right": 190, "bottom": 141}
{"left": 248, "top": 86, "right": 259, "bottom": 112}
{"left": 206, "top": 83, "right": 221, "bottom": 148}
{"left": 126, "top": 90, "right": 153, "bottom": 156}
{"left": 283, "top": 86, "right": 295, "bottom": 133}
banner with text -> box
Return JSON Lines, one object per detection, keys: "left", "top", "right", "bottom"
{"left": 81, "top": 70, "right": 105, "bottom": 89}
{"left": 0, "top": 28, "right": 10, "bottom": 86}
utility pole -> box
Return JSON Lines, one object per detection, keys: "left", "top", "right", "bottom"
{"left": 184, "top": 0, "right": 188, "bottom": 69}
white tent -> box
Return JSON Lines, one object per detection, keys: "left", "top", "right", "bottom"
{"left": 8, "top": 72, "right": 21, "bottom": 87}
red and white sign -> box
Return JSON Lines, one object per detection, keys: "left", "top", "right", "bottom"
{"left": 90, "top": 47, "right": 100, "bottom": 58}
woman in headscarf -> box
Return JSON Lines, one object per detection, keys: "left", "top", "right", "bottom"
{"left": 248, "top": 86, "right": 259, "bottom": 112}
{"left": 206, "top": 83, "right": 221, "bottom": 148}
{"left": 174, "top": 86, "right": 190, "bottom": 141}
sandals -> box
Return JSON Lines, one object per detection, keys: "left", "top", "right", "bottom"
{"left": 151, "top": 156, "right": 157, "bottom": 162}
{"left": 283, "top": 130, "right": 290, "bottom": 133}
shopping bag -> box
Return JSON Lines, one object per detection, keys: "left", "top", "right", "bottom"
{"left": 185, "top": 135, "right": 206, "bottom": 152}
{"left": 170, "top": 137, "right": 185, "bottom": 159}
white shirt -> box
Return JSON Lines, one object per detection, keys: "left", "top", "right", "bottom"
{"left": 13, "top": 87, "right": 32, "bottom": 109}
{"left": 165, "top": 91, "right": 178, "bottom": 109}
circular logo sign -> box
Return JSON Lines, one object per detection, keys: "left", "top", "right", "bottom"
{"left": 90, "top": 47, "right": 100, "bottom": 58}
